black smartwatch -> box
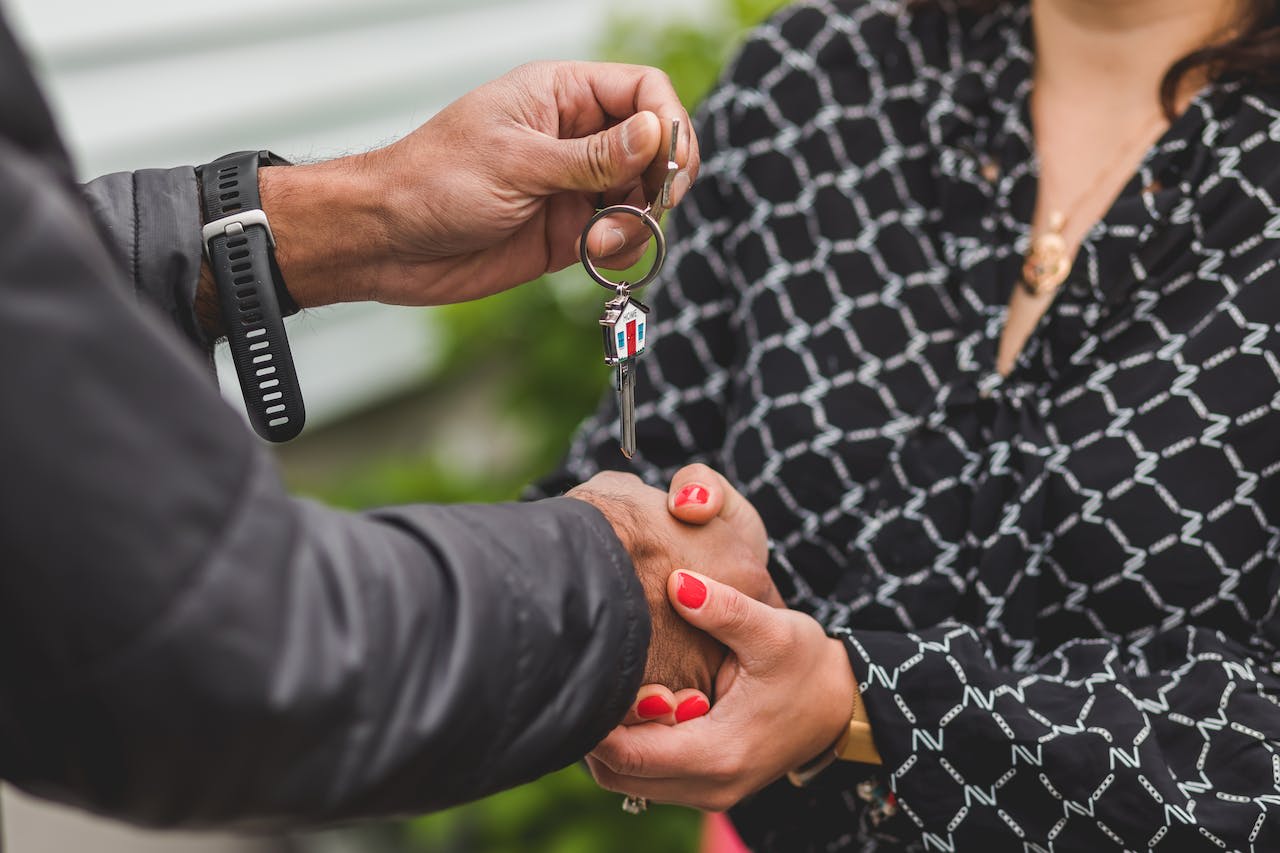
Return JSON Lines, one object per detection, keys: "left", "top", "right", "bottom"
{"left": 199, "top": 150, "right": 305, "bottom": 442}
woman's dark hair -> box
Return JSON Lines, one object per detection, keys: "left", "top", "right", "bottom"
{"left": 924, "top": 1, "right": 1280, "bottom": 118}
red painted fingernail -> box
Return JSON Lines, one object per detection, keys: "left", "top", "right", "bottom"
{"left": 676, "top": 573, "right": 707, "bottom": 609}
{"left": 675, "top": 696, "right": 710, "bottom": 723}
{"left": 636, "top": 696, "right": 671, "bottom": 719}
{"left": 674, "top": 484, "right": 710, "bottom": 508}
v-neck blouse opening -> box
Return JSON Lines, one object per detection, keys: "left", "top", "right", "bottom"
{"left": 931, "top": 1, "right": 1237, "bottom": 390}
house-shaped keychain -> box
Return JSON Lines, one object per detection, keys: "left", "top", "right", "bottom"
{"left": 600, "top": 295, "right": 649, "bottom": 366}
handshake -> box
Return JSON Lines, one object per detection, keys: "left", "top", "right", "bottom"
{"left": 568, "top": 464, "right": 780, "bottom": 703}
{"left": 567, "top": 465, "right": 860, "bottom": 812}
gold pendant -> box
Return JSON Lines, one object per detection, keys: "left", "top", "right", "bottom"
{"left": 1020, "top": 212, "right": 1071, "bottom": 297}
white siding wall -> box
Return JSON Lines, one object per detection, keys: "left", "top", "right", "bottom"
{"left": 7, "top": 0, "right": 711, "bottom": 431}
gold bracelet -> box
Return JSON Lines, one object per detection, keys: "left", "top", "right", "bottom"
{"left": 787, "top": 684, "right": 881, "bottom": 787}
{"left": 836, "top": 685, "right": 882, "bottom": 764}
{"left": 836, "top": 719, "right": 882, "bottom": 766}
{"left": 786, "top": 737, "right": 840, "bottom": 787}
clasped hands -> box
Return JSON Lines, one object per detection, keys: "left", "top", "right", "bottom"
{"left": 568, "top": 466, "right": 858, "bottom": 813}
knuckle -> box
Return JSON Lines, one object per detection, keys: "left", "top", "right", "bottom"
{"left": 776, "top": 613, "right": 803, "bottom": 643}
{"left": 588, "top": 762, "right": 624, "bottom": 793}
{"left": 516, "top": 59, "right": 550, "bottom": 78}
{"left": 584, "top": 132, "right": 614, "bottom": 188}
{"left": 718, "top": 590, "right": 754, "bottom": 636}
{"left": 507, "top": 61, "right": 540, "bottom": 88}
{"left": 745, "top": 614, "right": 797, "bottom": 669}
{"left": 643, "top": 67, "right": 674, "bottom": 91}
{"left": 590, "top": 738, "right": 623, "bottom": 769}
{"left": 604, "top": 741, "right": 646, "bottom": 777}
{"left": 764, "top": 614, "right": 802, "bottom": 654}
{"left": 680, "top": 462, "right": 715, "bottom": 483}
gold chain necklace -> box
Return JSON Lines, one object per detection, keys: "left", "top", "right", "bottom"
{"left": 1019, "top": 113, "right": 1168, "bottom": 297}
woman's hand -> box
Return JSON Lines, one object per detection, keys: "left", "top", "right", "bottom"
{"left": 255, "top": 61, "right": 699, "bottom": 311}
{"left": 615, "top": 463, "right": 779, "bottom": 724}
{"left": 586, "top": 570, "right": 858, "bottom": 812}
{"left": 666, "top": 463, "right": 770, "bottom": 569}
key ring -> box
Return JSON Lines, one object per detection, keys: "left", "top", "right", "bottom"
{"left": 578, "top": 204, "right": 668, "bottom": 292}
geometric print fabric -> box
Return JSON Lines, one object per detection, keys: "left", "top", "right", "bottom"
{"left": 535, "top": 1, "right": 1280, "bottom": 848}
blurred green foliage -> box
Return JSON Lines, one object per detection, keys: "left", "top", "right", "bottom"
{"left": 602, "top": 0, "right": 791, "bottom": 106}
{"left": 302, "top": 1, "right": 788, "bottom": 850}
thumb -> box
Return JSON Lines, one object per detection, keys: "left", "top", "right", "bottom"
{"left": 667, "top": 571, "right": 787, "bottom": 669}
{"left": 543, "top": 111, "right": 662, "bottom": 193}
{"left": 667, "top": 464, "right": 770, "bottom": 570}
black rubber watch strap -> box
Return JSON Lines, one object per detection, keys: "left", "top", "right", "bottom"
{"left": 200, "top": 149, "right": 298, "bottom": 316}
{"left": 200, "top": 150, "right": 305, "bottom": 442}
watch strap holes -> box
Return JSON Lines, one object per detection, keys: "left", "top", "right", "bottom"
{"left": 202, "top": 151, "right": 304, "bottom": 442}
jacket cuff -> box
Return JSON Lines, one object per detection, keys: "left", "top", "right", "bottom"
{"left": 82, "top": 166, "right": 209, "bottom": 351}
{"left": 366, "top": 495, "right": 651, "bottom": 804}
{"left": 526, "top": 497, "right": 652, "bottom": 758}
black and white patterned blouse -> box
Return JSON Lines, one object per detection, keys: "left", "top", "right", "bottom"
{"left": 536, "top": 0, "right": 1280, "bottom": 849}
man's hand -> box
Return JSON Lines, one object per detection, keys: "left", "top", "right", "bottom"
{"left": 567, "top": 471, "right": 772, "bottom": 698}
{"left": 197, "top": 61, "right": 700, "bottom": 331}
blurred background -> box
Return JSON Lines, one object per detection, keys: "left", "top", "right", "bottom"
{"left": 1, "top": 0, "right": 783, "bottom": 851}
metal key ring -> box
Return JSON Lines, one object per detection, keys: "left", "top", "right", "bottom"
{"left": 579, "top": 204, "right": 667, "bottom": 292}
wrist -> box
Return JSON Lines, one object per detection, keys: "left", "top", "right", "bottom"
{"left": 565, "top": 487, "right": 664, "bottom": 603}
{"left": 566, "top": 487, "right": 639, "bottom": 556}
{"left": 819, "top": 636, "right": 859, "bottom": 750}
{"left": 786, "top": 636, "right": 862, "bottom": 787}
{"left": 195, "top": 262, "right": 224, "bottom": 341}
{"left": 256, "top": 154, "right": 391, "bottom": 309}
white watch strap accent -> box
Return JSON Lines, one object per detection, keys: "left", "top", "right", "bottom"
{"left": 201, "top": 208, "right": 275, "bottom": 259}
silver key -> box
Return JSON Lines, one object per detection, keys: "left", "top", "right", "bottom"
{"left": 659, "top": 119, "right": 681, "bottom": 211}
{"left": 600, "top": 291, "right": 649, "bottom": 458}
{"left": 618, "top": 360, "right": 637, "bottom": 458}
{"left": 579, "top": 118, "right": 679, "bottom": 458}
